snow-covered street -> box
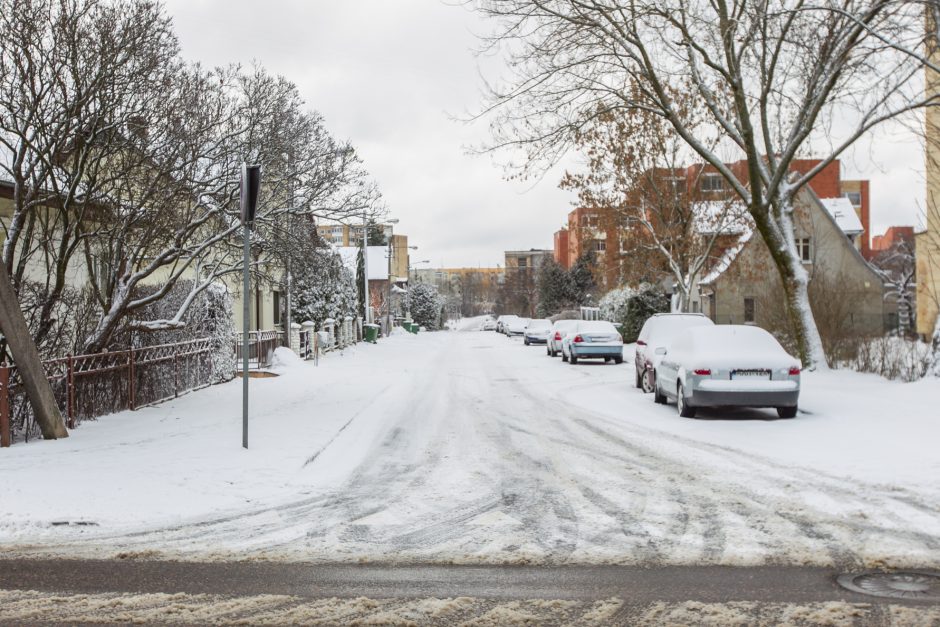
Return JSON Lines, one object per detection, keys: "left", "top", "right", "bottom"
{"left": 2, "top": 327, "right": 939, "bottom": 568}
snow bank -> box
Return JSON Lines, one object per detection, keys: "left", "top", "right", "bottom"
{"left": 269, "top": 347, "right": 304, "bottom": 373}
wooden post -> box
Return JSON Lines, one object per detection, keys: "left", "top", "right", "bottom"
{"left": 0, "top": 258, "right": 67, "bottom": 439}
{"left": 128, "top": 346, "right": 136, "bottom": 411}
{"left": 0, "top": 364, "right": 10, "bottom": 448}
{"left": 66, "top": 355, "right": 75, "bottom": 429}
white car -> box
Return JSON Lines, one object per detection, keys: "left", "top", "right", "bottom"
{"left": 482, "top": 317, "right": 497, "bottom": 331}
{"left": 523, "top": 319, "right": 552, "bottom": 345}
{"left": 546, "top": 320, "right": 578, "bottom": 357}
{"left": 635, "top": 313, "right": 714, "bottom": 393}
{"left": 561, "top": 320, "right": 624, "bottom": 364}
{"left": 495, "top": 315, "right": 519, "bottom": 334}
{"left": 653, "top": 325, "right": 801, "bottom": 418}
{"left": 505, "top": 317, "right": 530, "bottom": 337}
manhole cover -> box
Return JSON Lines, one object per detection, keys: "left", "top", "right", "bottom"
{"left": 837, "top": 571, "right": 940, "bottom": 600}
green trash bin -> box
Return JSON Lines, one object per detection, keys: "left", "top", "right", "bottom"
{"left": 364, "top": 323, "right": 379, "bottom": 344}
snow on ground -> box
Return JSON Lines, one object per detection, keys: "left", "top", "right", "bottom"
{"left": 1, "top": 329, "right": 938, "bottom": 568}
{"left": 0, "top": 589, "right": 929, "bottom": 626}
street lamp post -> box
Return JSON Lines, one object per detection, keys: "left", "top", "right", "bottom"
{"left": 385, "top": 219, "right": 399, "bottom": 333}
{"left": 362, "top": 210, "right": 371, "bottom": 324}
{"left": 240, "top": 164, "right": 261, "bottom": 450}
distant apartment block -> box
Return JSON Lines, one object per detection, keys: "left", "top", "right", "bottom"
{"left": 504, "top": 249, "right": 554, "bottom": 271}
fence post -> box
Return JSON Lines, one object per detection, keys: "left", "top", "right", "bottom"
{"left": 128, "top": 346, "right": 136, "bottom": 411}
{"left": 0, "top": 364, "right": 10, "bottom": 448}
{"left": 66, "top": 354, "right": 75, "bottom": 429}
{"left": 174, "top": 346, "right": 180, "bottom": 398}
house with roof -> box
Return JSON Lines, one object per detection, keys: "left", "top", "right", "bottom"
{"left": 696, "top": 185, "right": 892, "bottom": 338}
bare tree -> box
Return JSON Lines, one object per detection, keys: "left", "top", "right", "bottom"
{"left": 471, "top": 0, "right": 934, "bottom": 368}
{"left": 561, "top": 98, "right": 746, "bottom": 311}
{"left": 1, "top": 0, "right": 379, "bottom": 357}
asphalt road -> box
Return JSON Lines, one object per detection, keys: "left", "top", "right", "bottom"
{"left": 2, "top": 559, "right": 940, "bottom": 625}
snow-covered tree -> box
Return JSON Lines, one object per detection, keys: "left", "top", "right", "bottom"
{"left": 406, "top": 282, "right": 444, "bottom": 330}
{"left": 472, "top": 0, "right": 936, "bottom": 368}
{"left": 871, "top": 238, "right": 917, "bottom": 337}
{"left": 0, "top": 0, "right": 379, "bottom": 357}
{"left": 291, "top": 249, "right": 358, "bottom": 330}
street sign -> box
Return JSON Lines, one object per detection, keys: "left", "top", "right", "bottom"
{"left": 240, "top": 164, "right": 261, "bottom": 226}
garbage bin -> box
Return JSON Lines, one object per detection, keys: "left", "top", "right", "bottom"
{"left": 409, "top": 323, "right": 419, "bottom": 334}
{"left": 364, "top": 323, "right": 380, "bottom": 344}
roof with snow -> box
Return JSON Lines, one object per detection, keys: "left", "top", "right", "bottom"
{"left": 819, "top": 197, "right": 864, "bottom": 235}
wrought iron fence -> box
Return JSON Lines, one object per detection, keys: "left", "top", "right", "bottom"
{"left": 233, "top": 330, "right": 281, "bottom": 370}
{"left": 0, "top": 338, "right": 214, "bottom": 447}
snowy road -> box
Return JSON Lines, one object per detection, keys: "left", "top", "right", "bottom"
{"left": 2, "top": 328, "right": 940, "bottom": 568}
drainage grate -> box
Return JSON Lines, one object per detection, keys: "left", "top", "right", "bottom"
{"left": 837, "top": 571, "right": 940, "bottom": 600}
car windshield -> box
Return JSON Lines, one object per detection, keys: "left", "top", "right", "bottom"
{"left": 527, "top": 319, "right": 551, "bottom": 330}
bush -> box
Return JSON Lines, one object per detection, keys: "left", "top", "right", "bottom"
{"left": 841, "top": 336, "right": 931, "bottom": 382}
{"left": 599, "top": 284, "right": 670, "bottom": 342}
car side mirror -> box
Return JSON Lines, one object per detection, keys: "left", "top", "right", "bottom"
{"left": 655, "top": 347, "right": 667, "bottom": 355}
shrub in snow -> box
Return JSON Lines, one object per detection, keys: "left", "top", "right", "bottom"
{"left": 842, "top": 336, "right": 931, "bottom": 382}
{"left": 406, "top": 283, "right": 444, "bottom": 330}
{"left": 599, "top": 284, "right": 669, "bottom": 342}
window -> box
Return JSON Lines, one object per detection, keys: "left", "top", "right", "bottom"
{"left": 691, "top": 301, "right": 700, "bottom": 313}
{"left": 273, "top": 291, "right": 282, "bottom": 326}
{"left": 744, "top": 297, "right": 755, "bottom": 324}
{"left": 518, "top": 258, "right": 528, "bottom": 268}
{"left": 594, "top": 240, "right": 606, "bottom": 252}
{"left": 843, "top": 191, "right": 862, "bottom": 206}
{"left": 795, "top": 237, "right": 812, "bottom": 263}
{"left": 701, "top": 173, "right": 724, "bottom": 192}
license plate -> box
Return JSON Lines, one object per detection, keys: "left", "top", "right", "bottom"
{"left": 732, "top": 369, "right": 770, "bottom": 379}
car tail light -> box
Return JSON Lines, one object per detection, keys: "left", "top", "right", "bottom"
{"left": 573, "top": 335, "right": 584, "bottom": 343}
{"left": 693, "top": 369, "right": 711, "bottom": 376}
{"left": 554, "top": 332, "right": 561, "bottom": 340}
{"left": 637, "top": 340, "right": 647, "bottom": 346}
{"left": 788, "top": 367, "right": 801, "bottom": 375}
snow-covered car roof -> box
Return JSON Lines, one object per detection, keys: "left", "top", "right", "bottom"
{"left": 671, "top": 325, "right": 799, "bottom": 369}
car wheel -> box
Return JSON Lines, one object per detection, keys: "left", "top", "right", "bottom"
{"left": 653, "top": 380, "right": 667, "bottom": 404}
{"left": 614, "top": 356, "right": 623, "bottom": 365}
{"left": 641, "top": 369, "right": 655, "bottom": 394}
{"left": 562, "top": 352, "right": 568, "bottom": 362}
{"left": 777, "top": 405, "right": 798, "bottom": 419}
{"left": 524, "top": 338, "right": 530, "bottom": 346}
{"left": 677, "top": 383, "right": 696, "bottom": 418}
{"left": 570, "top": 354, "right": 578, "bottom": 364}
{"left": 604, "top": 357, "right": 611, "bottom": 362}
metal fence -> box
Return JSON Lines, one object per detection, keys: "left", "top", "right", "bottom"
{"left": 1, "top": 338, "right": 214, "bottom": 447}
{"left": 233, "top": 330, "right": 281, "bottom": 370}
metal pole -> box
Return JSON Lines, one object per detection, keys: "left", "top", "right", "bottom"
{"left": 242, "top": 223, "right": 250, "bottom": 449}
{"left": 387, "top": 231, "right": 393, "bottom": 331}
{"left": 362, "top": 210, "right": 370, "bottom": 324}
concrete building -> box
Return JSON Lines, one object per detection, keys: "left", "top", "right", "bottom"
{"left": 504, "top": 249, "right": 554, "bottom": 270}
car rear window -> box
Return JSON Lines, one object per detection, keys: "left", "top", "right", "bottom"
{"left": 579, "top": 321, "right": 618, "bottom": 334}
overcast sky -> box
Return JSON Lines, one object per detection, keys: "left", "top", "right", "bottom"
{"left": 163, "top": 0, "right": 925, "bottom": 269}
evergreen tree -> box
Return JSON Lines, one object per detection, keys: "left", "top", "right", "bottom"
{"left": 406, "top": 283, "right": 444, "bottom": 330}
{"left": 536, "top": 259, "right": 572, "bottom": 317}
{"left": 569, "top": 251, "right": 598, "bottom": 306}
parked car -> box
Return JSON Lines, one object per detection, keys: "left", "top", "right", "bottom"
{"left": 495, "top": 315, "right": 518, "bottom": 334}
{"left": 482, "top": 318, "right": 497, "bottom": 331}
{"left": 546, "top": 319, "right": 578, "bottom": 357}
{"left": 505, "top": 317, "right": 530, "bottom": 336}
{"left": 523, "top": 319, "right": 552, "bottom": 345}
{"left": 653, "top": 325, "right": 801, "bottom": 419}
{"left": 561, "top": 320, "right": 624, "bottom": 364}
{"left": 635, "top": 313, "right": 714, "bottom": 393}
